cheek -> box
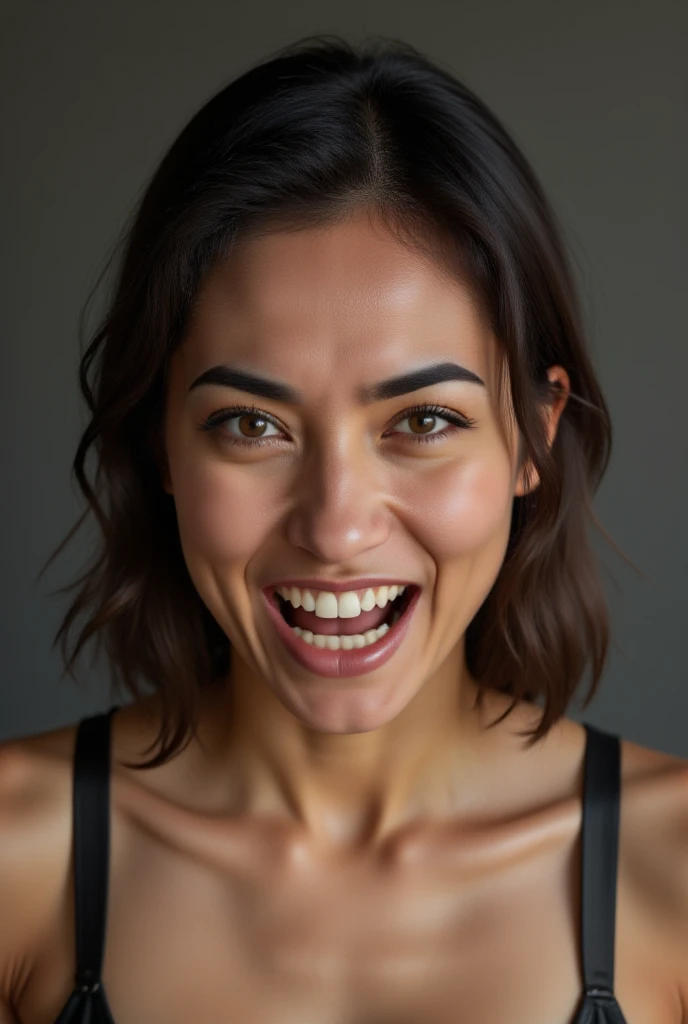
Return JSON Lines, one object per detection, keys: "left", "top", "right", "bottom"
{"left": 402, "top": 454, "right": 514, "bottom": 560}
{"left": 171, "top": 458, "right": 280, "bottom": 565}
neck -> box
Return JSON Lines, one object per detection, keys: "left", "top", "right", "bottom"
{"left": 194, "top": 651, "right": 537, "bottom": 856}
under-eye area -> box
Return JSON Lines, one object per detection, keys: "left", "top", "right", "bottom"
{"left": 272, "top": 584, "right": 417, "bottom": 649}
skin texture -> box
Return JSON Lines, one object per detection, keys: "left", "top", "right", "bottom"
{"left": 1, "top": 210, "right": 687, "bottom": 1023}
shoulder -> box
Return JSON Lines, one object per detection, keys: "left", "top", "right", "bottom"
{"left": 618, "top": 732, "right": 688, "bottom": 1013}
{"left": 0, "top": 698, "right": 158, "bottom": 1009}
{"left": 0, "top": 722, "right": 77, "bottom": 1007}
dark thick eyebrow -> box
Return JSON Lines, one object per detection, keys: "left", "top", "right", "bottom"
{"left": 188, "top": 361, "right": 485, "bottom": 404}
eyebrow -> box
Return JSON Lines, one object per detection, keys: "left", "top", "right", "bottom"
{"left": 188, "top": 361, "right": 485, "bottom": 404}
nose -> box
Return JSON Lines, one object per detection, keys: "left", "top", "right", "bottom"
{"left": 283, "top": 437, "right": 392, "bottom": 565}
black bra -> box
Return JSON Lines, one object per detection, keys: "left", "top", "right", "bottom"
{"left": 53, "top": 708, "right": 630, "bottom": 1023}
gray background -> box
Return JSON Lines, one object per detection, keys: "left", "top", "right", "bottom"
{"left": 1, "top": 1, "right": 686, "bottom": 752}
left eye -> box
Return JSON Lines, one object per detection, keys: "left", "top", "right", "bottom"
{"left": 393, "top": 409, "right": 452, "bottom": 436}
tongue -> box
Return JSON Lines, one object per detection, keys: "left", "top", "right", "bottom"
{"left": 289, "top": 602, "right": 391, "bottom": 635}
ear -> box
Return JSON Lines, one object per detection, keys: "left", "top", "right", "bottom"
{"left": 514, "top": 366, "right": 570, "bottom": 497}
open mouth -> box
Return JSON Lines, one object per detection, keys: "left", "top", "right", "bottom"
{"left": 272, "top": 585, "right": 417, "bottom": 649}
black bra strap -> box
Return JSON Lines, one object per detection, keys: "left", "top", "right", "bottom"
{"left": 71, "top": 705, "right": 119, "bottom": 993}
{"left": 580, "top": 723, "right": 621, "bottom": 1000}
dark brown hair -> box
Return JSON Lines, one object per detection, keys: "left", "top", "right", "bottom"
{"left": 39, "top": 34, "right": 633, "bottom": 769}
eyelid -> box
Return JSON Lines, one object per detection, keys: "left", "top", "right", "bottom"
{"left": 199, "top": 404, "right": 285, "bottom": 436}
{"left": 198, "top": 402, "right": 476, "bottom": 445}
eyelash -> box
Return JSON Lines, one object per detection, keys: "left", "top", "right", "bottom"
{"left": 198, "top": 403, "right": 476, "bottom": 448}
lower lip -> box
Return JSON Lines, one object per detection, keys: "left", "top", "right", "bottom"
{"left": 261, "top": 586, "right": 421, "bottom": 679}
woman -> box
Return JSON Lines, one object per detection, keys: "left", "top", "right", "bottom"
{"left": 1, "top": 35, "right": 686, "bottom": 1024}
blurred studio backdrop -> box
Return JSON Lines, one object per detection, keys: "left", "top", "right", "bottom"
{"left": 1, "top": 0, "right": 686, "bottom": 752}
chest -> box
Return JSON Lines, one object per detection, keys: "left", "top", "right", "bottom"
{"left": 27, "top": 812, "right": 666, "bottom": 1024}
{"left": 107, "top": 872, "right": 586, "bottom": 1024}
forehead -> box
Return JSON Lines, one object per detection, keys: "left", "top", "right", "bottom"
{"left": 179, "top": 212, "right": 501, "bottom": 397}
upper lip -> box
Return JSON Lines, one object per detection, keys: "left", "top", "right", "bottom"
{"left": 263, "top": 577, "right": 418, "bottom": 594}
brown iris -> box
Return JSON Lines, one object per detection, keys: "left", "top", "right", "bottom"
{"left": 408, "top": 412, "right": 436, "bottom": 434}
{"left": 239, "top": 414, "right": 269, "bottom": 437}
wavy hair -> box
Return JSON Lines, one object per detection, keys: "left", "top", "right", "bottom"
{"left": 39, "top": 34, "right": 633, "bottom": 769}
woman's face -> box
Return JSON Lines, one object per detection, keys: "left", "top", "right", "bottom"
{"left": 160, "top": 211, "right": 567, "bottom": 733}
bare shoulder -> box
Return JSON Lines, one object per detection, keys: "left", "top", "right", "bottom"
{"left": 0, "top": 720, "right": 78, "bottom": 1011}
{"left": 0, "top": 697, "right": 157, "bottom": 1013}
{"left": 618, "top": 731, "right": 688, "bottom": 1012}
{"left": 619, "top": 730, "right": 688, "bottom": 859}
{"left": 543, "top": 715, "right": 688, "bottom": 1014}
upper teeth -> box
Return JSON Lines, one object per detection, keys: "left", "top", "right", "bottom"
{"left": 275, "top": 584, "right": 407, "bottom": 619}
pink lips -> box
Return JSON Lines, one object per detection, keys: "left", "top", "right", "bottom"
{"left": 261, "top": 585, "right": 421, "bottom": 679}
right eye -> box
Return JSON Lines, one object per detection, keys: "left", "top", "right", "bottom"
{"left": 198, "top": 405, "right": 285, "bottom": 447}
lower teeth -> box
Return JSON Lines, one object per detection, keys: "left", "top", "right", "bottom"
{"left": 291, "top": 607, "right": 402, "bottom": 650}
